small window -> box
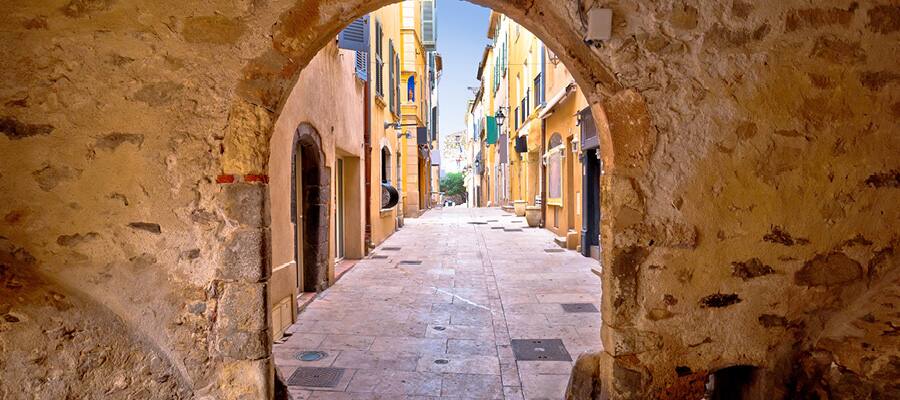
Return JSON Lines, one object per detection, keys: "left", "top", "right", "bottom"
{"left": 381, "top": 146, "right": 391, "bottom": 183}
{"left": 547, "top": 133, "right": 563, "bottom": 203}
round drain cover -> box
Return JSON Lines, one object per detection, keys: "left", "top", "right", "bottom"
{"left": 432, "top": 326, "right": 446, "bottom": 331}
{"left": 296, "top": 351, "right": 327, "bottom": 362}
{"left": 434, "top": 359, "right": 450, "bottom": 365}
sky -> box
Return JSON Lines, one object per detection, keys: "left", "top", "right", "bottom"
{"left": 436, "top": 1, "right": 491, "bottom": 171}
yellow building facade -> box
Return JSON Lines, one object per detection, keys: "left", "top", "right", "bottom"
{"left": 466, "top": 12, "right": 598, "bottom": 256}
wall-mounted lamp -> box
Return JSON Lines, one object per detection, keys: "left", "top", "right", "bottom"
{"left": 384, "top": 121, "right": 401, "bottom": 130}
{"left": 397, "top": 130, "right": 412, "bottom": 139}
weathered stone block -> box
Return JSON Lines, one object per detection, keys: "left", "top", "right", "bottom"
{"left": 216, "top": 328, "right": 269, "bottom": 360}
{"left": 222, "top": 182, "right": 270, "bottom": 228}
{"left": 566, "top": 352, "right": 604, "bottom": 400}
{"left": 220, "top": 228, "right": 270, "bottom": 282}
{"left": 213, "top": 359, "right": 269, "bottom": 400}
{"left": 215, "top": 282, "right": 266, "bottom": 332}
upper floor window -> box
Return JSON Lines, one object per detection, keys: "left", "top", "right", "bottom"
{"left": 375, "top": 20, "right": 384, "bottom": 97}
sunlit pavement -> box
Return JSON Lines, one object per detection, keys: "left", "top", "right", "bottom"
{"left": 275, "top": 207, "right": 602, "bottom": 399}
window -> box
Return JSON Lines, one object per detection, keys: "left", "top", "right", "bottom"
{"left": 547, "top": 133, "right": 563, "bottom": 202}
{"left": 514, "top": 106, "right": 520, "bottom": 130}
{"left": 407, "top": 76, "right": 415, "bottom": 102}
{"left": 381, "top": 146, "right": 391, "bottom": 183}
{"left": 534, "top": 73, "right": 544, "bottom": 105}
{"left": 375, "top": 21, "right": 384, "bottom": 97}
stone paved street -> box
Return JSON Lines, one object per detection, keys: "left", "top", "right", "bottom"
{"left": 275, "top": 207, "right": 602, "bottom": 399}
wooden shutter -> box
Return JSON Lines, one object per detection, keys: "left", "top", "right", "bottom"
{"left": 395, "top": 53, "right": 401, "bottom": 112}
{"left": 375, "top": 21, "right": 383, "bottom": 96}
{"left": 338, "top": 16, "right": 369, "bottom": 52}
{"left": 389, "top": 40, "right": 395, "bottom": 113}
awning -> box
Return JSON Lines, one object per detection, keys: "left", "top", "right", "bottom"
{"left": 538, "top": 80, "right": 576, "bottom": 120}
{"left": 486, "top": 116, "right": 498, "bottom": 144}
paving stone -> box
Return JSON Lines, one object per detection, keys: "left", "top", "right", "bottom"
{"left": 441, "top": 373, "right": 503, "bottom": 399}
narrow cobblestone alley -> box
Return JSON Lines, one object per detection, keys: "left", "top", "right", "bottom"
{"left": 274, "top": 207, "right": 601, "bottom": 399}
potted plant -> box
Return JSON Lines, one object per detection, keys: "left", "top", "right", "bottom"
{"left": 525, "top": 206, "right": 541, "bottom": 227}
{"left": 513, "top": 200, "right": 527, "bottom": 216}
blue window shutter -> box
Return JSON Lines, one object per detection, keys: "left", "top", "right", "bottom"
{"left": 339, "top": 16, "right": 369, "bottom": 52}
{"left": 355, "top": 51, "right": 368, "bottom": 81}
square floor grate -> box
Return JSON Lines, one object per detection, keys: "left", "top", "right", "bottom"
{"left": 511, "top": 339, "right": 572, "bottom": 361}
{"left": 286, "top": 367, "right": 345, "bottom": 388}
{"left": 561, "top": 303, "right": 599, "bottom": 313}
{"left": 504, "top": 228, "right": 523, "bottom": 232}
{"left": 544, "top": 248, "right": 565, "bottom": 253}
{"left": 381, "top": 246, "right": 402, "bottom": 251}
{"left": 398, "top": 260, "right": 423, "bottom": 266}
{"left": 491, "top": 226, "right": 504, "bottom": 230}
{"left": 370, "top": 255, "right": 388, "bottom": 259}
{"left": 468, "top": 221, "right": 488, "bottom": 225}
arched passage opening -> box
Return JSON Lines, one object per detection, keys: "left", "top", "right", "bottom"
{"left": 291, "top": 123, "right": 330, "bottom": 294}
{"left": 1, "top": 0, "right": 895, "bottom": 399}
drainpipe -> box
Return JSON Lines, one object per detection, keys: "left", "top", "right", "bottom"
{"left": 364, "top": 70, "right": 372, "bottom": 254}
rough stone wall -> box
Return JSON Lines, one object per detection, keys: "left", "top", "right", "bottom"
{"left": 593, "top": 0, "right": 900, "bottom": 397}
{"left": 1, "top": 0, "right": 896, "bottom": 399}
{"left": 0, "top": 0, "right": 612, "bottom": 398}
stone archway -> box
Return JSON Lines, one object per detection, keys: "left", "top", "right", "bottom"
{"left": 1, "top": 1, "right": 897, "bottom": 399}
{"left": 290, "top": 123, "right": 330, "bottom": 293}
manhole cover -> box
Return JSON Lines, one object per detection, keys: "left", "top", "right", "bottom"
{"left": 381, "top": 247, "right": 402, "bottom": 251}
{"left": 434, "top": 359, "right": 450, "bottom": 365}
{"left": 504, "top": 228, "right": 523, "bottom": 232}
{"left": 286, "top": 367, "right": 345, "bottom": 387}
{"left": 561, "top": 303, "right": 599, "bottom": 313}
{"left": 398, "top": 260, "right": 422, "bottom": 266}
{"left": 295, "top": 351, "right": 328, "bottom": 361}
{"left": 370, "top": 255, "right": 388, "bottom": 259}
{"left": 511, "top": 339, "right": 572, "bottom": 361}
{"left": 544, "top": 249, "right": 565, "bottom": 253}
{"left": 432, "top": 326, "right": 446, "bottom": 331}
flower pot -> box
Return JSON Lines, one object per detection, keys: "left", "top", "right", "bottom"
{"left": 513, "top": 200, "right": 527, "bottom": 217}
{"left": 525, "top": 206, "right": 541, "bottom": 227}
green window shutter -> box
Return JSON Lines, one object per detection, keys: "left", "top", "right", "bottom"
{"left": 486, "top": 116, "right": 498, "bottom": 145}
{"left": 389, "top": 40, "right": 394, "bottom": 113}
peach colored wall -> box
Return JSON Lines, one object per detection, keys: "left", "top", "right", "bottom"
{"left": 269, "top": 41, "right": 365, "bottom": 272}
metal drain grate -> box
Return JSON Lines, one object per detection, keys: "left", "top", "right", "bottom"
{"left": 286, "top": 367, "right": 345, "bottom": 387}
{"left": 491, "top": 226, "right": 504, "bottom": 230}
{"left": 370, "top": 255, "right": 388, "bottom": 259}
{"left": 504, "top": 228, "right": 523, "bottom": 232}
{"left": 487, "top": 219, "right": 499, "bottom": 222}
{"left": 561, "top": 303, "right": 599, "bottom": 313}
{"left": 398, "top": 260, "right": 423, "bottom": 266}
{"left": 468, "top": 221, "right": 488, "bottom": 225}
{"left": 511, "top": 339, "right": 572, "bottom": 361}
{"left": 544, "top": 248, "right": 565, "bottom": 253}
{"left": 381, "top": 247, "right": 402, "bottom": 251}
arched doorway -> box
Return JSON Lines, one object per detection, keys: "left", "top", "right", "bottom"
{"left": 291, "top": 123, "right": 330, "bottom": 294}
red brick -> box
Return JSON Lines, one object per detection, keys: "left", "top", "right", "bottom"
{"left": 216, "top": 174, "right": 236, "bottom": 184}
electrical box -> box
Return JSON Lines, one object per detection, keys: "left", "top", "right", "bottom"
{"left": 585, "top": 8, "right": 613, "bottom": 43}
